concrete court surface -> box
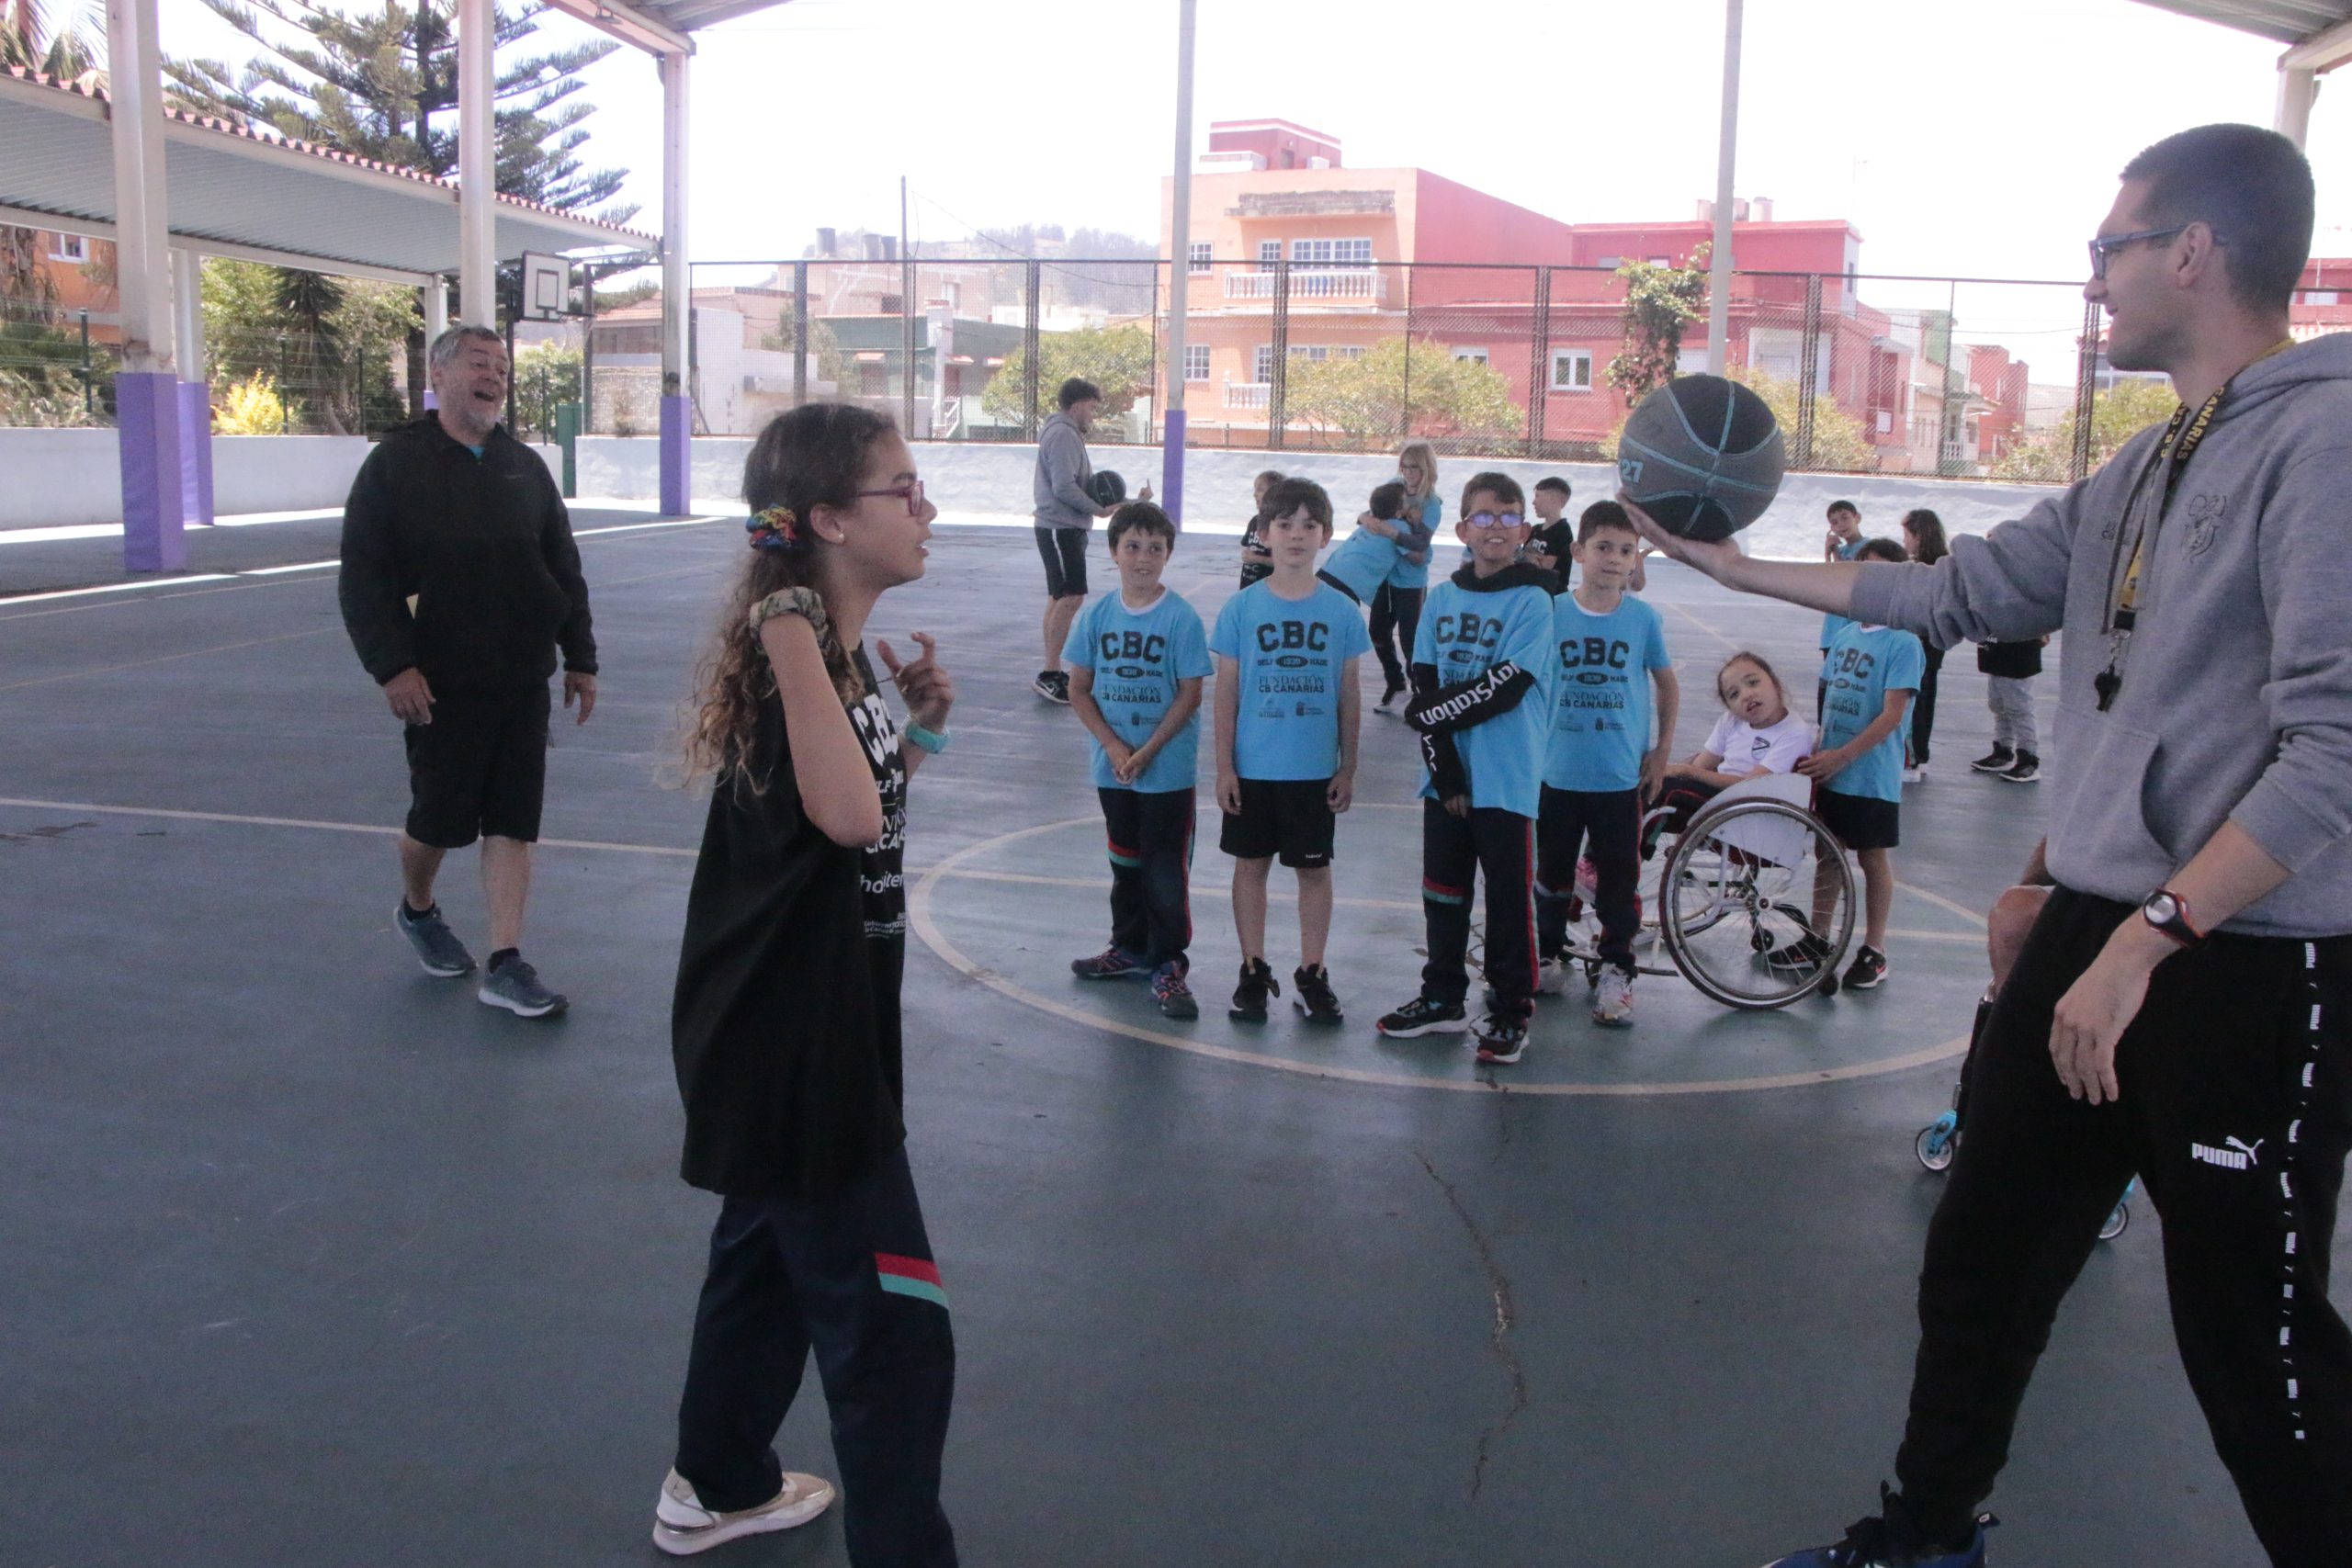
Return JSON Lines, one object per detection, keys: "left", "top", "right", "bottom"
{"left": 0, "top": 513, "right": 2325, "bottom": 1568}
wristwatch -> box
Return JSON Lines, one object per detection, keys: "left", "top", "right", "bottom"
{"left": 2141, "top": 887, "right": 2205, "bottom": 949}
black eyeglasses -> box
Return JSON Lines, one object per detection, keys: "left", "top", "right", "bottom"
{"left": 854, "top": 479, "right": 926, "bottom": 516}
{"left": 2087, "top": 225, "right": 2201, "bottom": 280}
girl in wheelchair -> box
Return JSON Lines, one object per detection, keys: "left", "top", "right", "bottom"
{"left": 1647, "top": 651, "right": 1815, "bottom": 859}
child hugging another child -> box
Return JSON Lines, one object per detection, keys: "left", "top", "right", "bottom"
{"left": 1377, "top": 472, "right": 1557, "bottom": 1065}
{"left": 1064, "top": 502, "right": 1214, "bottom": 1020}
{"left": 1317, "top": 479, "right": 1434, "bottom": 609}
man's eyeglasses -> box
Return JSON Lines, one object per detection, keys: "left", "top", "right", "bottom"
{"left": 854, "top": 479, "right": 926, "bottom": 516}
{"left": 1463, "top": 511, "right": 1525, "bottom": 530}
{"left": 2086, "top": 225, "right": 2200, "bottom": 280}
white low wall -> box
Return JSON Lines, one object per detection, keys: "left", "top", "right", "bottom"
{"left": 0, "top": 429, "right": 566, "bottom": 528}
{"left": 575, "top": 434, "right": 2067, "bottom": 558}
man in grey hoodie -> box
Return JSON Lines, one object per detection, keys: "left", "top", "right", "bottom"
{"left": 1639, "top": 125, "right": 2351, "bottom": 1568}
{"left": 1032, "top": 377, "right": 1148, "bottom": 705}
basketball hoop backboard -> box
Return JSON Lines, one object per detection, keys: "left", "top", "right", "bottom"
{"left": 520, "top": 253, "right": 577, "bottom": 320}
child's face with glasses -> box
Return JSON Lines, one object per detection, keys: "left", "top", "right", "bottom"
{"left": 1454, "top": 491, "right": 1528, "bottom": 568}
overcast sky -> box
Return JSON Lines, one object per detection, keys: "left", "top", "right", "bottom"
{"left": 163, "top": 0, "right": 2347, "bottom": 286}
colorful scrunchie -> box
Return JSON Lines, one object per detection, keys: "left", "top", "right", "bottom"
{"left": 746, "top": 505, "right": 809, "bottom": 554}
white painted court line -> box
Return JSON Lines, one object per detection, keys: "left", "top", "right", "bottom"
{"left": 0, "top": 795, "right": 697, "bottom": 857}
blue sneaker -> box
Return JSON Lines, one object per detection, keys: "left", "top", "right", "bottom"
{"left": 1763, "top": 1495, "right": 1996, "bottom": 1567}
{"left": 1070, "top": 945, "right": 1148, "bottom": 980}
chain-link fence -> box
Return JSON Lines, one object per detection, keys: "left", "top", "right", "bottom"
{"left": 580, "top": 254, "right": 2131, "bottom": 482}
{"left": 0, "top": 295, "right": 117, "bottom": 426}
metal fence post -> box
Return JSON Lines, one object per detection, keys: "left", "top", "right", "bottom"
{"left": 1023, "top": 260, "right": 1042, "bottom": 440}
{"left": 278, "top": 338, "right": 289, "bottom": 433}
{"left": 1795, "top": 273, "right": 1822, "bottom": 468}
{"left": 1526, "top": 265, "right": 1550, "bottom": 457}
{"left": 793, "top": 260, "right": 809, "bottom": 405}
{"left": 1399, "top": 264, "right": 1415, "bottom": 443}
{"left": 1267, "top": 258, "right": 1291, "bottom": 451}
{"left": 80, "top": 309, "right": 94, "bottom": 418}
{"left": 2070, "top": 299, "right": 2101, "bottom": 483}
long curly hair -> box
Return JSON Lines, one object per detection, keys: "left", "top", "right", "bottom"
{"left": 682, "top": 403, "right": 898, "bottom": 786}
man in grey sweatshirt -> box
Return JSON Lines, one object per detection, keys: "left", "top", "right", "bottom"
{"left": 1031, "top": 377, "right": 1149, "bottom": 705}
{"left": 1640, "top": 126, "right": 2351, "bottom": 1568}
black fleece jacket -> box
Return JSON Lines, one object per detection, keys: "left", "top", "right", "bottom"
{"left": 338, "top": 417, "right": 597, "bottom": 691}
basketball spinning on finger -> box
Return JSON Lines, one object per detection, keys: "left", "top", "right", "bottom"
{"left": 1615, "top": 374, "right": 1786, "bottom": 542}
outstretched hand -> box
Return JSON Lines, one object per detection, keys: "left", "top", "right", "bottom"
{"left": 1617, "top": 495, "right": 1744, "bottom": 582}
{"left": 876, "top": 631, "right": 955, "bottom": 732}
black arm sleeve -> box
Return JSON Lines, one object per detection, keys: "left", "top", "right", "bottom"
{"left": 336, "top": 450, "right": 417, "bottom": 685}
{"left": 1406, "top": 660, "right": 1534, "bottom": 736}
{"left": 540, "top": 481, "right": 598, "bottom": 675}
{"left": 1419, "top": 729, "right": 1469, "bottom": 800}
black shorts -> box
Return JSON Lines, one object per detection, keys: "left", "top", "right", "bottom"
{"left": 402, "top": 683, "right": 551, "bottom": 849}
{"left": 1815, "top": 787, "right": 1900, "bottom": 852}
{"left": 1219, "top": 777, "right": 1335, "bottom": 868}
{"left": 1036, "top": 526, "right": 1088, "bottom": 600}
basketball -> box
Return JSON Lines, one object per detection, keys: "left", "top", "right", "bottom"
{"left": 1086, "top": 469, "right": 1127, "bottom": 508}
{"left": 1616, "top": 375, "right": 1785, "bottom": 542}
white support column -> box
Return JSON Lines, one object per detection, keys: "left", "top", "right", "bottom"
{"left": 422, "top": 276, "right": 449, "bottom": 409}
{"left": 2276, "top": 65, "right": 2317, "bottom": 147}
{"left": 659, "top": 47, "right": 692, "bottom": 515}
{"left": 171, "top": 247, "right": 204, "bottom": 381}
{"left": 172, "top": 246, "right": 214, "bottom": 525}
{"left": 106, "top": 0, "right": 184, "bottom": 570}
{"left": 1704, "top": 0, "right": 1742, "bottom": 377}
{"left": 1159, "top": 0, "right": 1197, "bottom": 525}
{"left": 458, "top": 0, "right": 497, "bottom": 326}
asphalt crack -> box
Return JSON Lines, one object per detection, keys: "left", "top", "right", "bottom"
{"left": 1416, "top": 1149, "right": 1528, "bottom": 1501}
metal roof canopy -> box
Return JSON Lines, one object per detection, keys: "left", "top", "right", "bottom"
{"left": 2132, "top": 1, "right": 2352, "bottom": 48}
{"left": 0, "top": 67, "right": 650, "bottom": 287}
{"left": 534, "top": 0, "right": 794, "bottom": 54}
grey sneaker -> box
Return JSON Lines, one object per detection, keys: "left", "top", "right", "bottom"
{"left": 652, "top": 1467, "right": 834, "bottom": 1556}
{"left": 479, "top": 954, "right": 567, "bottom": 1018}
{"left": 396, "top": 901, "right": 475, "bottom": 977}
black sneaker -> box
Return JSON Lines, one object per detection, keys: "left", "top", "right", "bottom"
{"left": 1070, "top": 945, "right": 1148, "bottom": 980}
{"left": 1229, "top": 958, "right": 1280, "bottom": 1021}
{"left": 1151, "top": 961, "right": 1198, "bottom": 1021}
{"left": 1473, "top": 1013, "right": 1528, "bottom": 1066}
{"left": 1033, "top": 670, "right": 1070, "bottom": 705}
{"left": 1764, "top": 934, "right": 1830, "bottom": 975}
{"left": 1762, "top": 1487, "right": 1996, "bottom": 1567}
{"left": 396, "top": 900, "right": 475, "bottom": 977}
{"left": 1377, "top": 995, "right": 1470, "bottom": 1037}
{"left": 2001, "top": 750, "right": 2040, "bottom": 784}
{"left": 1968, "top": 744, "right": 2015, "bottom": 774}
{"left": 1843, "top": 944, "right": 1889, "bottom": 990}
{"left": 1293, "top": 964, "right": 1344, "bottom": 1025}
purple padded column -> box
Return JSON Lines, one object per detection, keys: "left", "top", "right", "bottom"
{"left": 117, "top": 370, "right": 186, "bottom": 572}
{"left": 1159, "top": 408, "right": 1187, "bottom": 528}
{"left": 177, "top": 378, "right": 213, "bottom": 525}
{"left": 660, "top": 393, "right": 691, "bottom": 515}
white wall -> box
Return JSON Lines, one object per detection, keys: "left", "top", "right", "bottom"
{"left": 571, "top": 435, "right": 2067, "bottom": 556}
{"left": 0, "top": 430, "right": 566, "bottom": 528}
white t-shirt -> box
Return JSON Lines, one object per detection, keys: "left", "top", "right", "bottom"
{"left": 1702, "top": 710, "right": 1815, "bottom": 777}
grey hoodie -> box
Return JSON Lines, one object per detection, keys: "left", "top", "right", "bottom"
{"left": 1033, "top": 411, "right": 1097, "bottom": 531}
{"left": 1849, "top": 334, "right": 2352, "bottom": 937}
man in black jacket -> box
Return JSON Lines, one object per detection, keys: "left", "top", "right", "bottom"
{"left": 338, "top": 324, "right": 597, "bottom": 1019}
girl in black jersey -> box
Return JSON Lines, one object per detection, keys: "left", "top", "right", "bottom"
{"left": 657, "top": 403, "right": 959, "bottom": 1564}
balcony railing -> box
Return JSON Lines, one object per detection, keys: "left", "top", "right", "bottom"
{"left": 1223, "top": 381, "right": 1272, "bottom": 410}
{"left": 1222, "top": 269, "right": 1385, "bottom": 304}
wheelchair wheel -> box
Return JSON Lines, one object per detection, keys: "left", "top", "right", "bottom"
{"left": 1916, "top": 1116, "right": 1958, "bottom": 1172}
{"left": 1660, "top": 799, "right": 1857, "bottom": 1010}
{"left": 2099, "top": 1200, "right": 2129, "bottom": 1241}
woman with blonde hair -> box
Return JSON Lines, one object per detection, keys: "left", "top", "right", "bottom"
{"left": 1370, "top": 439, "right": 1442, "bottom": 714}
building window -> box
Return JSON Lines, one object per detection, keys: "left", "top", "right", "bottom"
{"left": 1184, "top": 344, "right": 1210, "bottom": 381}
{"left": 877, "top": 294, "right": 902, "bottom": 314}
{"left": 1549, "top": 348, "right": 1592, "bottom": 391}
{"left": 1257, "top": 240, "right": 1281, "bottom": 272}
{"left": 1333, "top": 344, "right": 1365, "bottom": 360}
{"left": 2306, "top": 289, "right": 2341, "bottom": 306}
{"left": 1188, "top": 243, "right": 1212, "bottom": 275}
{"left": 1287, "top": 344, "right": 1329, "bottom": 361}
{"left": 49, "top": 232, "right": 85, "bottom": 264}
{"left": 1252, "top": 344, "right": 1274, "bottom": 383}
{"left": 1452, "top": 346, "right": 1489, "bottom": 366}
{"left": 1291, "top": 237, "right": 1372, "bottom": 269}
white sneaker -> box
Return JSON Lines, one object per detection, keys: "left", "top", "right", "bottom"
{"left": 1901, "top": 764, "right": 1927, "bottom": 784}
{"left": 653, "top": 1468, "right": 835, "bottom": 1556}
{"left": 1592, "top": 966, "right": 1634, "bottom": 1027}
{"left": 1534, "top": 956, "right": 1569, "bottom": 996}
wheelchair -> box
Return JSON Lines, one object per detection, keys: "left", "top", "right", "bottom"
{"left": 1554, "top": 773, "right": 1859, "bottom": 1011}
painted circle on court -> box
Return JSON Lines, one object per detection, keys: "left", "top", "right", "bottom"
{"left": 910, "top": 809, "right": 1976, "bottom": 1097}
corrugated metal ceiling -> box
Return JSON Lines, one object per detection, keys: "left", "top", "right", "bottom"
{"left": 2130, "top": 0, "right": 2352, "bottom": 46}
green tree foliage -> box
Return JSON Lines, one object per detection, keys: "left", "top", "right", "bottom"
{"left": 1726, "top": 365, "right": 1877, "bottom": 471}
{"left": 165, "top": 0, "right": 635, "bottom": 223}
{"left": 202, "top": 256, "right": 412, "bottom": 433}
{"left": 758, "top": 314, "right": 851, "bottom": 396}
{"left": 511, "top": 337, "right": 580, "bottom": 439}
{"left": 1989, "top": 378, "right": 2175, "bottom": 482}
{"left": 980, "top": 324, "right": 1157, "bottom": 430}
{"left": 1283, "top": 337, "right": 1522, "bottom": 446}
{"left": 1606, "top": 247, "right": 1710, "bottom": 403}
{"left": 2, "top": 0, "right": 104, "bottom": 77}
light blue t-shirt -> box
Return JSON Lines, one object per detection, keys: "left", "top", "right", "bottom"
{"left": 1319, "top": 522, "right": 1404, "bottom": 604}
{"left": 1821, "top": 536, "right": 1863, "bottom": 649}
{"left": 1413, "top": 578, "right": 1556, "bottom": 818}
{"left": 1062, "top": 588, "right": 1213, "bottom": 794}
{"left": 1544, "top": 592, "right": 1672, "bottom": 793}
{"left": 1209, "top": 579, "right": 1374, "bottom": 781}
{"left": 1386, "top": 494, "right": 1443, "bottom": 590}
{"left": 1820, "top": 622, "right": 1925, "bottom": 804}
